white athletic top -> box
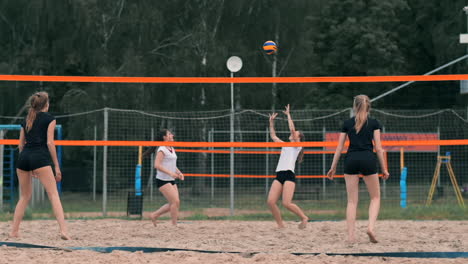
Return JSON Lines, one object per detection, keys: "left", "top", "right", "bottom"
{"left": 275, "top": 147, "right": 302, "bottom": 172}
{"left": 156, "top": 146, "right": 177, "bottom": 181}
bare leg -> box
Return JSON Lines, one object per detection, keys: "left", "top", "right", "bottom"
{"left": 158, "top": 184, "right": 180, "bottom": 226}
{"left": 36, "top": 166, "right": 71, "bottom": 240}
{"left": 9, "top": 169, "right": 32, "bottom": 238}
{"left": 267, "top": 180, "right": 285, "bottom": 228}
{"left": 344, "top": 174, "right": 359, "bottom": 243}
{"left": 363, "top": 174, "right": 381, "bottom": 243}
{"left": 150, "top": 204, "right": 170, "bottom": 226}
{"left": 282, "top": 181, "right": 309, "bottom": 229}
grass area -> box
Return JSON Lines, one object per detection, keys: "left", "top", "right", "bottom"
{"left": 1, "top": 204, "right": 466, "bottom": 222}
{"left": 1, "top": 189, "right": 466, "bottom": 221}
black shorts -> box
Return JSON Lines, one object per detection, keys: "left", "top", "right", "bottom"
{"left": 344, "top": 151, "right": 378, "bottom": 176}
{"left": 275, "top": 170, "right": 296, "bottom": 184}
{"left": 16, "top": 149, "right": 52, "bottom": 171}
{"left": 156, "top": 179, "right": 176, "bottom": 189}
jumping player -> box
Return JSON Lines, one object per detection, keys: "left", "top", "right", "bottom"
{"left": 267, "top": 104, "right": 309, "bottom": 229}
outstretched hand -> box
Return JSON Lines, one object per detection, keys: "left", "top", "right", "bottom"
{"left": 282, "top": 104, "right": 290, "bottom": 116}
{"left": 269, "top": 113, "right": 278, "bottom": 122}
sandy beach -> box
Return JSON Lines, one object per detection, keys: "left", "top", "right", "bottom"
{"left": 0, "top": 219, "right": 467, "bottom": 263}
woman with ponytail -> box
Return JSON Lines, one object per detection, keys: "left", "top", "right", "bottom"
{"left": 143, "top": 129, "right": 184, "bottom": 226}
{"left": 11, "top": 92, "right": 70, "bottom": 240}
{"left": 327, "top": 95, "right": 389, "bottom": 243}
{"left": 267, "top": 104, "right": 308, "bottom": 229}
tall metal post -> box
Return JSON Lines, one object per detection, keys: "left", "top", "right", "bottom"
{"left": 210, "top": 128, "right": 214, "bottom": 201}
{"left": 93, "top": 126, "right": 97, "bottom": 201}
{"left": 0, "top": 130, "right": 4, "bottom": 211}
{"left": 150, "top": 128, "right": 154, "bottom": 201}
{"left": 102, "top": 108, "right": 108, "bottom": 216}
{"left": 230, "top": 72, "right": 235, "bottom": 216}
{"left": 226, "top": 56, "right": 242, "bottom": 216}
{"left": 322, "top": 126, "right": 326, "bottom": 199}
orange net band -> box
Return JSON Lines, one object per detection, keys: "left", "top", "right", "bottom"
{"left": 0, "top": 74, "right": 467, "bottom": 83}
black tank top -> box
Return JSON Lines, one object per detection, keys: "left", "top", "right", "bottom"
{"left": 21, "top": 112, "right": 55, "bottom": 150}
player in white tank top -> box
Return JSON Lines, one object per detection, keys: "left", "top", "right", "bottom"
{"left": 266, "top": 104, "right": 309, "bottom": 229}
{"left": 145, "top": 129, "right": 184, "bottom": 227}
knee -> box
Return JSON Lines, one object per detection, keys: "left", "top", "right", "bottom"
{"left": 21, "top": 192, "right": 32, "bottom": 202}
{"left": 267, "top": 198, "right": 277, "bottom": 207}
{"left": 282, "top": 201, "right": 293, "bottom": 209}
{"left": 171, "top": 199, "right": 180, "bottom": 208}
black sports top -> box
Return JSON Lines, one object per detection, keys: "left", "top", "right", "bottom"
{"left": 341, "top": 117, "right": 382, "bottom": 152}
{"left": 21, "top": 112, "right": 55, "bottom": 150}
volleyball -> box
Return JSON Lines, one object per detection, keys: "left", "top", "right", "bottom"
{"left": 263, "top": 40, "right": 277, "bottom": 55}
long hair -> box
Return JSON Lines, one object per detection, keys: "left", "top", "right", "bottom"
{"left": 143, "top": 129, "right": 170, "bottom": 157}
{"left": 25, "top": 91, "right": 49, "bottom": 132}
{"left": 297, "top": 131, "right": 305, "bottom": 163}
{"left": 353, "top": 95, "right": 371, "bottom": 134}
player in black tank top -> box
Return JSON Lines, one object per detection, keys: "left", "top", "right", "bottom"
{"left": 10, "top": 92, "right": 71, "bottom": 240}
{"left": 327, "top": 95, "right": 389, "bottom": 244}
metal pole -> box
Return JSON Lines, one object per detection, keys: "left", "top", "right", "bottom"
{"left": 150, "top": 128, "right": 154, "bottom": 201}
{"left": 93, "top": 126, "right": 97, "bottom": 201}
{"left": 437, "top": 126, "right": 441, "bottom": 187}
{"left": 210, "top": 128, "right": 214, "bottom": 201}
{"left": 230, "top": 72, "right": 235, "bottom": 216}
{"left": 322, "top": 126, "right": 326, "bottom": 200}
{"left": 102, "top": 108, "right": 108, "bottom": 216}
{"left": 0, "top": 130, "right": 4, "bottom": 211}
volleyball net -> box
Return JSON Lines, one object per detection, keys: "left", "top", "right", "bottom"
{"left": 1, "top": 74, "right": 468, "bottom": 216}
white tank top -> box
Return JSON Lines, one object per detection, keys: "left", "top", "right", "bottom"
{"left": 156, "top": 146, "right": 177, "bottom": 181}
{"left": 275, "top": 147, "right": 302, "bottom": 173}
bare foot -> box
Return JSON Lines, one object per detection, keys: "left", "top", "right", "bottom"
{"left": 366, "top": 230, "right": 378, "bottom": 243}
{"left": 276, "top": 222, "right": 286, "bottom": 229}
{"left": 8, "top": 232, "right": 19, "bottom": 238}
{"left": 150, "top": 213, "right": 158, "bottom": 227}
{"left": 298, "top": 217, "right": 308, "bottom": 229}
{"left": 60, "top": 232, "right": 72, "bottom": 240}
{"left": 347, "top": 237, "right": 357, "bottom": 243}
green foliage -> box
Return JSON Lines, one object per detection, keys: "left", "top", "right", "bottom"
{"left": 0, "top": 0, "right": 466, "bottom": 116}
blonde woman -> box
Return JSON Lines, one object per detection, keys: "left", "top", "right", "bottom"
{"left": 327, "top": 95, "right": 389, "bottom": 243}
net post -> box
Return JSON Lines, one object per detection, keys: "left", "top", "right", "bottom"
{"left": 93, "top": 125, "right": 97, "bottom": 201}
{"left": 0, "top": 130, "right": 3, "bottom": 211}
{"left": 210, "top": 128, "right": 214, "bottom": 202}
{"left": 102, "top": 107, "right": 108, "bottom": 217}
{"left": 322, "top": 126, "right": 326, "bottom": 200}
{"left": 149, "top": 128, "right": 154, "bottom": 201}
{"left": 229, "top": 72, "right": 235, "bottom": 216}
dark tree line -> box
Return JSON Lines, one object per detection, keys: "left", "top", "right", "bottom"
{"left": 1, "top": 0, "right": 467, "bottom": 117}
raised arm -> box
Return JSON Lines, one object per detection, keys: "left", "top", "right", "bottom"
{"left": 373, "top": 130, "right": 390, "bottom": 180}
{"left": 327, "top": 132, "right": 347, "bottom": 180}
{"left": 283, "top": 104, "right": 299, "bottom": 141}
{"left": 46, "top": 120, "right": 61, "bottom": 182}
{"left": 269, "top": 113, "right": 283, "bottom": 143}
